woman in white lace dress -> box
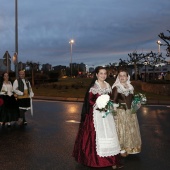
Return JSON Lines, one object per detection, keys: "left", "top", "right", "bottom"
{"left": 73, "top": 66, "right": 123, "bottom": 169}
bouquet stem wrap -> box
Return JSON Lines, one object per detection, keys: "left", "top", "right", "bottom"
{"left": 102, "top": 100, "right": 114, "bottom": 118}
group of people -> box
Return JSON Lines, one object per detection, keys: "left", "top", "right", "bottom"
{"left": 72, "top": 66, "right": 141, "bottom": 169}
{"left": 0, "top": 70, "right": 34, "bottom": 127}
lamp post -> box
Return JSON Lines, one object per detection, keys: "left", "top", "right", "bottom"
{"left": 157, "top": 40, "right": 162, "bottom": 54}
{"left": 69, "top": 39, "right": 74, "bottom": 77}
{"left": 144, "top": 60, "right": 148, "bottom": 82}
{"left": 15, "top": 0, "right": 19, "bottom": 78}
{"left": 13, "top": 52, "right": 18, "bottom": 68}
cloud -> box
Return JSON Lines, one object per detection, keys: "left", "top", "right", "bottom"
{"left": 0, "top": 0, "right": 169, "bottom": 68}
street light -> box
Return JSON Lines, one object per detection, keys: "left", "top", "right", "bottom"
{"left": 69, "top": 39, "right": 74, "bottom": 77}
{"left": 143, "top": 55, "right": 150, "bottom": 82}
{"left": 15, "top": 0, "right": 19, "bottom": 78}
{"left": 13, "top": 52, "right": 18, "bottom": 65}
{"left": 157, "top": 40, "right": 162, "bottom": 54}
{"left": 143, "top": 60, "right": 148, "bottom": 82}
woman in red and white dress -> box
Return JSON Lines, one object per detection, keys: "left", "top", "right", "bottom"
{"left": 72, "top": 66, "right": 123, "bottom": 169}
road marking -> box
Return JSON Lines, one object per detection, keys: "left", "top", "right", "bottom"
{"left": 65, "top": 120, "right": 80, "bottom": 123}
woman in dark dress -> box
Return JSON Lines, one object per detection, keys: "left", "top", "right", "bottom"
{"left": 0, "top": 73, "right": 19, "bottom": 127}
{"left": 72, "top": 66, "right": 123, "bottom": 169}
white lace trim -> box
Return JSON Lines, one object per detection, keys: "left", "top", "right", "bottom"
{"left": 89, "top": 80, "right": 111, "bottom": 95}
{"left": 116, "top": 85, "right": 134, "bottom": 96}
{"left": 112, "top": 75, "right": 134, "bottom": 96}
{"left": 93, "top": 105, "right": 121, "bottom": 157}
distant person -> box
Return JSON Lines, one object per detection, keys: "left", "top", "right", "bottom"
{"left": 111, "top": 69, "right": 142, "bottom": 157}
{"left": 72, "top": 66, "right": 123, "bottom": 169}
{"left": 165, "top": 71, "right": 170, "bottom": 81}
{"left": 13, "top": 70, "right": 34, "bottom": 125}
{"left": 0, "top": 72, "right": 19, "bottom": 127}
{"left": 158, "top": 72, "right": 164, "bottom": 80}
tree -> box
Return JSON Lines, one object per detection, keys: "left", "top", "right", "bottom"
{"left": 158, "top": 30, "right": 170, "bottom": 57}
{"left": 142, "top": 51, "right": 167, "bottom": 80}
{"left": 26, "top": 61, "right": 40, "bottom": 87}
{"left": 122, "top": 50, "right": 168, "bottom": 81}
{"left": 105, "top": 63, "right": 118, "bottom": 77}
{"left": 127, "top": 52, "right": 144, "bottom": 80}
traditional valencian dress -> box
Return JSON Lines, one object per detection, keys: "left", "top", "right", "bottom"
{"left": 73, "top": 80, "right": 121, "bottom": 167}
{"left": 13, "top": 78, "right": 34, "bottom": 123}
{"left": 111, "top": 76, "right": 141, "bottom": 154}
{"left": 0, "top": 81, "right": 19, "bottom": 123}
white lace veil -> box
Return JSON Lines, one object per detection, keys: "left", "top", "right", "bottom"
{"left": 112, "top": 73, "right": 134, "bottom": 96}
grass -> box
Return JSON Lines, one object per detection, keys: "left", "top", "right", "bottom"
{"left": 32, "top": 77, "right": 170, "bottom": 101}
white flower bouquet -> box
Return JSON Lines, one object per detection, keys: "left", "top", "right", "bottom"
{"left": 131, "top": 93, "right": 147, "bottom": 114}
{"left": 96, "top": 94, "right": 118, "bottom": 117}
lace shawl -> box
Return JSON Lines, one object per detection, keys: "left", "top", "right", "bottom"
{"left": 112, "top": 75, "right": 134, "bottom": 96}
{"left": 89, "top": 80, "right": 112, "bottom": 95}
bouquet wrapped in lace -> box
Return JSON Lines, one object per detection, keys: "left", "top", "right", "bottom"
{"left": 96, "top": 94, "right": 119, "bottom": 117}
{"left": 131, "top": 93, "right": 147, "bottom": 114}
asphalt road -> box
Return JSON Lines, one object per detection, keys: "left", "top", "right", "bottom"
{"left": 0, "top": 100, "right": 170, "bottom": 170}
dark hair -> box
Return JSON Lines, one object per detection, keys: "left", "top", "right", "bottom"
{"left": 118, "top": 69, "right": 129, "bottom": 77}
{"left": 0, "top": 72, "right": 12, "bottom": 83}
{"left": 0, "top": 72, "right": 9, "bottom": 91}
{"left": 1, "top": 72, "right": 7, "bottom": 82}
{"left": 80, "top": 66, "right": 107, "bottom": 122}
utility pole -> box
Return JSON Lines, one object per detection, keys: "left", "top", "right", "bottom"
{"left": 15, "top": 0, "right": 19, "bottom": 78}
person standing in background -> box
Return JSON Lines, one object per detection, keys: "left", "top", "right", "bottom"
{"left": 0, "top": 72, "right": 19, "bottom": 127}
{"left": 13, "top": 70, "right": 34, "bottom": 126}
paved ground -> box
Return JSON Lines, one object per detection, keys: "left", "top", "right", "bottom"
{"left": 0, "top": 100, "right": 169, "bottom": 170}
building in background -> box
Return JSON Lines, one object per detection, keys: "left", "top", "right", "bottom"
{"left": 42, "top": 63, "right": 52, "bottom": 72}
{"left": 53, "top": 65, "right": 67, "bottom": 71}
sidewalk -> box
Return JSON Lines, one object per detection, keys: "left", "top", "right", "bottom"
{"left": 34, "top": 95, "right": 170, "bottom": 105}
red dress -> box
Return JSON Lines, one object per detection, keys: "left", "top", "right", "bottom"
{"left": 72, "top": 82, "right": 121, "bottom": 167}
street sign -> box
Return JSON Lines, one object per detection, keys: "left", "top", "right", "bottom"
{"left": 3, "top": 59, "right": 11, "bottom": 66}
{"left": 3, "top": 51, "right": 11, "bottom": 58}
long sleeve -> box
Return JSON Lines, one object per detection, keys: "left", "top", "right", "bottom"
{"left": 88, "top": 92, "right": 96, "bottom": 106}
{"left": 80, "top": 91, "right": 96, "bottom": 122}
{"left": 111, "top": 86, "right": 134, "bottom": 109}
{"left": 13, "top": 80, "right": 23, "bottom": 96}
{"left": 111, "top": 87, "right": 119, "bottom": 103}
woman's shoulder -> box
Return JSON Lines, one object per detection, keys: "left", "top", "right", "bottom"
{"left": 89, "top": 84, "right": 98, "bottom": 94}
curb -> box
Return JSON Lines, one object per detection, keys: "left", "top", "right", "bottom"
{"left": 33, "top": 96, "right": 84, "bottom": 102}
{"left": 33, "top": 96, "right": 170, "bottom": 105}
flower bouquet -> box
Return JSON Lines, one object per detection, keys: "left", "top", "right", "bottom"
{"left": 96, "top": 94, "right": 118, "bottom": 117}
{"left": 131, "top": 93, "right": 147, "bottom": 114}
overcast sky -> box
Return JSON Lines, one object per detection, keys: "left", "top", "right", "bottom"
{"left": 0, "top": 0, "right": 170, "bottom": 69}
